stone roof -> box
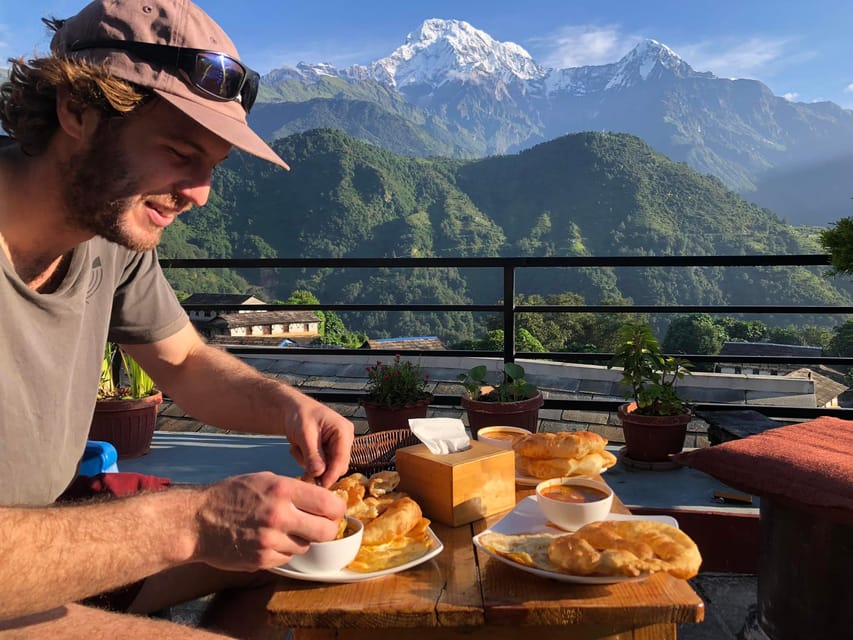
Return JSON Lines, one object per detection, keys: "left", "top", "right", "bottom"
{"left": 209, "top": 310, "right": 320, "bottom": 329}
{"left": 207, "top": 335, "right": 297, "bottom": 346}
{"left": 362, "top": 336, "right": 446, "bottom": 351}
{"left": 183, "top": 293, "right": 265, "bottom": 306}
{"left": 785, "top": 368, "right": 848, "bottom": 407}
{"left": 719, "top": 342, "right": 822, "bottom": 358}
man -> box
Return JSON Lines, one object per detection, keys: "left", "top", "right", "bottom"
{"left": 0, "top": 1, "right": 354, "bottom": 638}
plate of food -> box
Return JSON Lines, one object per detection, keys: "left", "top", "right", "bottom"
{"left": 473, "top": 496, "right": 700, "bottom": 584}
{"left": 270, "top": 470, "right": 443, "bottom": 584}
{"left": 270, "top": 528, "right": 443, "bottom": 583}
{"left": 512, "top": 432, "right": 619, "bottom": 486}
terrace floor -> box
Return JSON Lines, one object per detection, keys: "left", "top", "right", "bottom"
{"left": 121, "top": 353, "right": 763, "bottom": 639}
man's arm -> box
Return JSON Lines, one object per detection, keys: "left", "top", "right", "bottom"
{"left": 0, "top": 473, "right": 345, "bottom": 620}
{"left": 121, "top": 323, "right": 354, "bottom": 486}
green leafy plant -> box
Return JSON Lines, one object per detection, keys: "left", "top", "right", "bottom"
{"left": 608, "top": 323, "right": 692, "bottom": 416}
{"left": 363, "top": 355, "right": 432, "bottom": 407}
{"left": 98, "top": 343, "right": 157, "bottom": 400}
{"left": 457, "top": 362, "right": 538, "bottom": 403}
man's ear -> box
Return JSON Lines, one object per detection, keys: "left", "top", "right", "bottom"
{"left": 55, "top": 86, "right": 99, "bottom": 142}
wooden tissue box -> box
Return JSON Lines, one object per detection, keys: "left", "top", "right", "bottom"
{"left": 396, "top": 440, "right": 516, "bottom": 527}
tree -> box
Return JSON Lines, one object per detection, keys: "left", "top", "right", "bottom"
{"left": 799, "top": 325, "right": 833, "bottom": 351}
{"left": 828, "top": 320, "right": 853, "bottom": 356}
{"left": 767, "top": 326, "right": 804, "bottom": 345}
{"left": 314, "top": 312, "right": 365, "bottom": 348}
{"left": 517, "top": 328, "right": 546, "bottom": 353}
{"left": 821, "top": 217, "right": 853, "bottom": 276}
{"left": 452, "top": 328, "right": 545, "bottom": 353}
{"left": 509, "top": 293, "right": 646, "bottom": 353}
{"left": 715, "top": 318, "right": 768, "bottom": 343}
{"left": 662, "top": 314, "right": 726, "bottom": 356}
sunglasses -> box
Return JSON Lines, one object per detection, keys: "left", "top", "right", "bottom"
{"left": 68, "top": 39, "right": 259, "bottom": 113}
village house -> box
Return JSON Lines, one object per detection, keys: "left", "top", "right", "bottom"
{"left": 716, "top": 341, "right": 822, "bottom": 376}
{"left": 184, "top": 293, "right": 321, "bottom": 343}
{"left": 202, "top": 310, "right": 321, "bottom": 342}
{"left": 182, "top": 293, "right": 266, "bottom": 322}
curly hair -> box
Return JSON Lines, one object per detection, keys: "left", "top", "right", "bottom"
{"left": 0, "top": 56, "right": 150, "bottom": 156}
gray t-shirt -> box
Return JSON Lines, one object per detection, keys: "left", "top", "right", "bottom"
{"left": 0, "top": 236, "right": 187, "bottom": 506}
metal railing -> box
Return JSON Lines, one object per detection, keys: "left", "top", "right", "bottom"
{"left": 161, "top": 254, "right": 853, "bottom": 420}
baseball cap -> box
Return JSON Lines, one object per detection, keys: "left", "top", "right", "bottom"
{"left": 48, "top": 0, "right": 289, "bottom": 170}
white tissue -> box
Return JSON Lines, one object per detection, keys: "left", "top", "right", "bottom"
{"left": 408, "top": 418, "right": 471, "bottom": 455}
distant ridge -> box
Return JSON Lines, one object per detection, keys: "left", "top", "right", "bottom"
{"left": 254, "top": 18, "right": 853, "bottom": 225}
{"left": 163, "top": 128, "right": 850, "bottom": 343}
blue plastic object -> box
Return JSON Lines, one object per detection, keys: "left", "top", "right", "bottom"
{"left": 79, "top": 440, "right": 119, "bottom": 476}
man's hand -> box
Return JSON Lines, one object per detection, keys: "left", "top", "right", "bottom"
{"left": 282, "top": 393, "right": 355, "bottom": 488}
{"left": 193, "top": 472, "right": 347, "bottom": 571}
{"left": 124, "top": 327, "right": 355, "bottom": 487}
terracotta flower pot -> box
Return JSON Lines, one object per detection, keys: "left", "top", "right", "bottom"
{"left": 360, "top": 396, "right": 432, "bottom": 433}
{"left": 89, "top": 391, "right": 163, "bottom": 459}
{"left": 462, "top": 389, "right": 544, "bottom": 438}
{"left": 617, "top": 401, "right": 691, "bottom": 462}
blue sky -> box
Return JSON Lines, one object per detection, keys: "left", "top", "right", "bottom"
{"left": 2, "top": 1, "right": 853, "bottom": 108}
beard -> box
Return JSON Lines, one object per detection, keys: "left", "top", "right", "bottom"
{"left": 61, "top": 116, "right": 183, "bottom": 252}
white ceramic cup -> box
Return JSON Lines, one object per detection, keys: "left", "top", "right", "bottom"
{"left": 287, "top": 516, "right": 364, "bottom": 574}
{"left": 477, "top": 425, "right": 532, "bottom": 450}
{"left": 535, "top": 477, "right": 614, "bottom": 531}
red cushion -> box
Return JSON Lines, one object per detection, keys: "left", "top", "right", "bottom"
{"left": 60, "top": 472, "right": 171, "bottom": 501}
{"left": 674, "top": 417, "right": 853, "bottom": 518}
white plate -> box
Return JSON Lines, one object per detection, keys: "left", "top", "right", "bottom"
{"left": 473, "top": 496, "right": 679, "bottom": 584}
{"left": 269, "top": 528, "right": 443, "bottom": 583}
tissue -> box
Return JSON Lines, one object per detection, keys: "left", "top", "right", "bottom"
{"left": 408, "top": 418, "right": 471, "bottom": 454}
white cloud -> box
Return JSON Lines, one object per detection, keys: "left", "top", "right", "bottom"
{"left": 530, "top": 24, "right": 642, "bottom": 69}
{"left": 783, "top": 92, "right": 799, "bottom": 101}
{"left": 676, "top": 36, "right": 809, "bottom": 80}
{"left": 844, "top": 84, "right": 853, "bottom": 93}
{"left": 530, "top": 26, "right": 808, "bottom": 80}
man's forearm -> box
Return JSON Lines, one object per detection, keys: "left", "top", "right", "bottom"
{"left": 150, "top": 342, "right": 303, "bottom": 435}
{"left": 0, "top": 489, "right": 199, "bottom": 620}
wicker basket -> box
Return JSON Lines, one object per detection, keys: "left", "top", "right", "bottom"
{"left": 348, "top": 429, "right": 421, "bottom": 476}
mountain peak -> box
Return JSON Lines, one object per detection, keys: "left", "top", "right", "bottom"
{"left": 366, "top": 18, "right": 544, "bottom": 89}
{"left": 606, "top": 39, "right": 697, "bottom": 88}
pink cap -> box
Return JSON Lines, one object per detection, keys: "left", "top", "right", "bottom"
{"left": 49, "top": 0, "right": 289, "bottom": 170}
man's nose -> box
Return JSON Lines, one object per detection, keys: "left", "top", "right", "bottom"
{"left": 177, "top": 182, "right": 211, "bottom": 208}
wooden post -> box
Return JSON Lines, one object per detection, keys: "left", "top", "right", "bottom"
{"left": 756, "top": 498, "right": 853, "bottom": 639}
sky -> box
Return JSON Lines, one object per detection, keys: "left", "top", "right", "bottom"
{"left": 2, "top": 0, "right": 853, "bottom": 108}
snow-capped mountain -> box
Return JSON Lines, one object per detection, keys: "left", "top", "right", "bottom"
{"left": 358, "top": 19, "right": 545, "bottom": 88}
{"left": 266, "top": 20, "right": 699, "bottom": 96}
{"left": 255, "top": 18, "right": 853, "bottom": 225}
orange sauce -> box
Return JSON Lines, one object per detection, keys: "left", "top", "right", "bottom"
{"left": 541, "top": 485, "right": 609, "bottom": 503}
{"left": 486, "top": 431, "right": 521, "bottom": 441}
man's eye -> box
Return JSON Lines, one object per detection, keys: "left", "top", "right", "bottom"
{"left": 169, "top": 147, "right": 190, "bottom": 161}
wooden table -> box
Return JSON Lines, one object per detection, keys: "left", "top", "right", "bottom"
{"left": 267, "top": 482, "right": 705, "bottom": 639}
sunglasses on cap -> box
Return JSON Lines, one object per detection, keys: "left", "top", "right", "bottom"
{"left": 68, "top": 39, "right": 259, "bottom": 113}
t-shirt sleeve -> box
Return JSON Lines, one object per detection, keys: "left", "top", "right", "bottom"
{"left": 108, "top": 248, "right": 188, "bottom": 344}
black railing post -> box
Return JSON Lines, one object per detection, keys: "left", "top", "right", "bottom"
{"left": 503, "top": 264, "right": 516, "bottom": 365}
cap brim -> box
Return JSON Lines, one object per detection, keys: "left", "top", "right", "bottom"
{"left": 155, "top": 89, "right": 290, "bottom": 170}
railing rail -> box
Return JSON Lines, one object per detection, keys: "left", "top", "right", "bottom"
{"left": 162, "top": 253, "right": 853, "bottom": 420}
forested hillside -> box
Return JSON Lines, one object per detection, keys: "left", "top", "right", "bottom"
{"left": 160, "top": 129, "right": 848, "bottom": 344}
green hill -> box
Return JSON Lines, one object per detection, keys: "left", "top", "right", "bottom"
{"left": 161, "top": 130, "right": 849, "bottom": 343}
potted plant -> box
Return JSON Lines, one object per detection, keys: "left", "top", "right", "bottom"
{"left": 360, "top": 355, "right": 433, "bottom": 432}
{"left": 457, "top": 362, "right": 544, "bottom": 438}
{"left": 89, "top": 343, "right": 163, "bottom": 459}
{"left": 608, "top": 323, "right": 693, "bottom": 462}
